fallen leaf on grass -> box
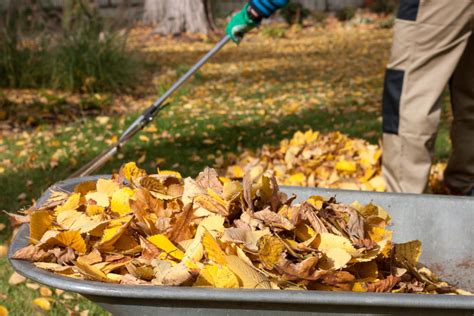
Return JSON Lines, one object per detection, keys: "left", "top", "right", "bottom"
{"left": 0, "top": 305, "right": 8, "bottom": 316}
{"left": 39, "top": 287, "right": 52, "bottom": 297}
{"left": 8, "top": 272, "right": 26, "bottom": 285}
{"left": 0, "top": 245, "right": 7, "bottom": 257}
{"left": 32, "top": 297, "right": 52, "bottom": 311}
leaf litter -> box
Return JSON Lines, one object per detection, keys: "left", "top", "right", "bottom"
{"left": 12, "top": 162, "right": 470, "bottom": 295}
{"left": 218, "top": 129, "right": 448, "bottom": 193}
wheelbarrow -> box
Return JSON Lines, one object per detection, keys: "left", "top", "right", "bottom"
{"left": 9, "top": 176, "right": 474, "bottom": 316}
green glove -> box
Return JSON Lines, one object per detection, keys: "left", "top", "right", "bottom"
{"left": 226, "top": 3, "right": 259, "bottom": 44}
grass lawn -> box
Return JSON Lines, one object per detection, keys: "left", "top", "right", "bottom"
{"left": 0, "top": 22, "right": 453, "bottom": 315}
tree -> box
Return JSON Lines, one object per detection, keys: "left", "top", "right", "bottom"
{"left": 143, "top": 0, "right": 215, "bottom": 35}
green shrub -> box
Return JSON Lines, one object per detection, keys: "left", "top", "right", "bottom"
{"left": 336, "top": 6, "right": 356, "bottom": 22}
{"left": 370, "top": 0, "right": 397, "bottom": 14}
{"left": 280, "top": 3, "right": 310, "bottom": 25}
{"left": 261, "top": 27, "right": 286, "bottom": 39}
{"left": 0, "top": 1, "right": 141, "bottom": 93}
{"left": 0, "top": 6, "right": 50, "bottom": 88}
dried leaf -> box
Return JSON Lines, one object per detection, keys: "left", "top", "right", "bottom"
{"left": 32, "top": 297, "right": 52, "bottom": 311}
{"left": 147, "top": 234, "right": 184, "bottom": 260}
{"left": 194, "top": 264, "right": 239, "bottom": 288}
{"left": 226, "top": 255, "right": 272, "bottom": 289}
{"left": 167, "top": 203, "right": 194, "bottom": 243}
{"left": 395, "top": 240, "right": 422, "bottom": 267}
{"left": 253, "top": 208, "right": 295, "bottom": 231}
{"left": 258, "top": 235, "right": 285, "bottom": 269}
{"left": 29, "top": 210, "right": 52, "bottom": 243}
{"left": 41, "top": 230, "right": 87, "bottom": 254}
{"left": 202, "top": 230, "right": 226, "bottom": 265}
{"left": 8, "top": 272, "right": 26, "bottom": 285}
{"left": 110, "top": 188, "right": 134, "bottom": 216}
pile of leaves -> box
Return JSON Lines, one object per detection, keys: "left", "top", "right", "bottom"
{"left": 11, "top": 162, "right": 469, "bottom": 294}
{"left": 219, "top": 130, "right": 447, "bottom": 193}
{"left": 220, "top": 130, "right": 386, "bottom": 192}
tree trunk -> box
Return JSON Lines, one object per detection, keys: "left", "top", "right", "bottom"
{"left": 143, "top": 0, "right": 210, "bottom": 35}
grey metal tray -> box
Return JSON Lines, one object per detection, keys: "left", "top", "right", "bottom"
{"left": 8, "top": 176, "right": 474, "bottom": 315}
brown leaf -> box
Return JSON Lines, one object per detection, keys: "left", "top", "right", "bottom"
{"left": 195, "top": 167, "right": 223, "bottom": 194}
{"left": 139, "top": 236, "right": 161, "bottom": 262}
{"left": 160, "top": 263, "right": 193, "bottom": 286}
{"left": 277, "top": 257, "right": 320, "bottom": 281}
{"left": 330, "top": 204, "right": 366, "bottom": 243}
{"left": 12, "top": 245, "right": 52, "bottom": 262}
{"left": 242, "top": 172, "right": 254, "bottom": 213}
{"left": 367, "top": 275, "right": 401, "bottom": 293}
{"left": 318, "top": 271, "right": 356, "bottom": 291}
{"left": 253, "top": 208, "right": 295, "bottom": 231}
{"left": 48, "top": 247, "right": 76, "bottom": 265}
{"left": 120, "top": 274, "right": 149, "bottom": 285}
{"left": 300, "top": 203, "right": 328, "bottom": 235}
{"left": 166, "top": 203, "right": 195, "bottom": 243}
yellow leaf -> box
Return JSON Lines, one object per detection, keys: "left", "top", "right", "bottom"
{"left": 181, "top": 216, "right": 224, "bottom": 263}
{"left": 32, "top": 297, "right": 52, "bottom": 311}
{"left": 257, "top": 235, "right": 285, "bottom": 269}
{"left": 207, "top": 188, "right": 228, "bottom": 207}
{"left": 139, "top": 135, "right": 149, "bottom": 143}
{"left": 395, "top": 240, "right": 422, "bottom": 266}
{"left": 29, "top": 210, "right": 52, "bottom": 244}
{"left": 56, "top": 210, "right": 108, "bottom": 235}
{"left": 319, "top": 247, "right": 352, "bottom": 270}
{"left": 86, "top": 204, "right": 105, "bottom": 216}
{"left": 225, "top": 255, "right": 272, "bottom": 289}
{"left": 48, "top": 230, "right": 87, "bottom": 253}
{"left": 110, "top": 188, "right": 134, "bottom": 216}
{"left": 55, "top": 193, "right": 81, "bottom": 212}
{"left": 75, "top": 260, "right": 112, "bottom": 283}
{"left": 315, "top": 233, "right": 360, "bottom": 257}
{"left": 0, "top": 305, "right": 8, "bottom": 316}
{"left": 336, "top": 161, "right": 356, "bottom": 173}
{"left": 147, "top": 234, "right": 184, "bottom": 260}
{"left": 368, "top": 176, "right": 386, "bottom": 192}
{"left": 227, "top": 165, "right": 244, "bottom": 178}
{"left": 202, "top": 230, "right": 226, "bottom": 265}
{"left": 307, "top": 195, "right": 325, "bottom": 210}
{"left": 287, "top": 173, "right": 306, "bottom": 186}
{"left": 98, "top": 217, "right": 132, "bottom": 251}
{"left": 85, "top": 192, "right": 109, "bottom": 208}
{"left": 158, "top": 170, "right": 182, "bottom": 180}
{"left": 352, "top": 282, "right": 368, "bottom": 292}
{"left": 96, "top": 178, "right": 120, "bottom": 197}
{"left": 120, "top": 162, "right": 146, "bottom": 182}
{"left": 294, "top": 223, "right": 316, "bottom": 242}
{"left": 194, "top": 264, "right": 239, "bottom": 288}
{"left": 74, "top": 181, "right": 96, "bottom": 196}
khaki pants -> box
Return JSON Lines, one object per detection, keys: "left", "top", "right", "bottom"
{"left": 382, "top": 0, "right": 474, "bottom": 194}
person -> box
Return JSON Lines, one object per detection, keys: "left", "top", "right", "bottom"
{"left": 226, "top": 0, "right": 474, "bottom": 196}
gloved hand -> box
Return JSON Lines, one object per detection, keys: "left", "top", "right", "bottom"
{"left": 226, "top": 3, "right": 260, "bottom": 44}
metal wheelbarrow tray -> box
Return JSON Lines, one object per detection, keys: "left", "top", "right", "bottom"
{"left": 8, "top": 176, "right": 474, "bottom": 315}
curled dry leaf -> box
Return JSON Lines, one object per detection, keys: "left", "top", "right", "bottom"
{"left": 9, "top": 163, "right": 470, "bottom": 295}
